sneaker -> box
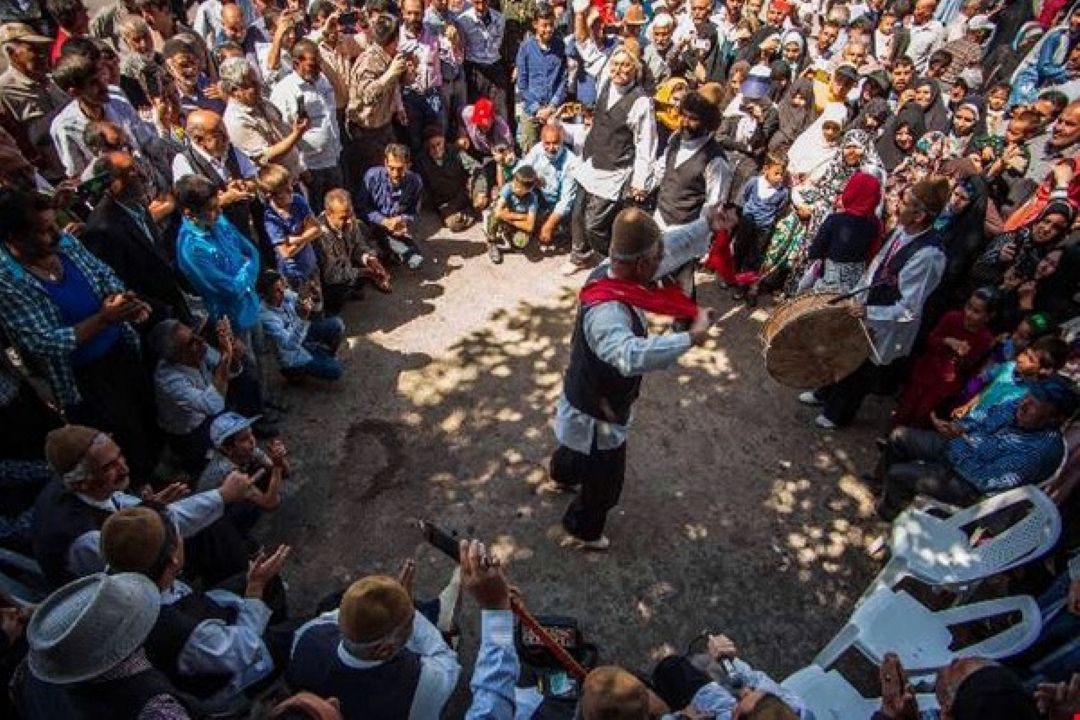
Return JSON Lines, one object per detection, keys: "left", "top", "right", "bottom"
{"left": 406, "top": 252, "right": 424, "bottom": 270}
{"left": 488, "top": 244, "right": 503, "bottom": 264}
{"left": 814, "top": 414, "right": 837, "bottom": 430}
{"left": 798, "top": 391, "right": 823, "bottom": 406}
{"left": 560, "top": 534, "right": 611, "bottom": 552}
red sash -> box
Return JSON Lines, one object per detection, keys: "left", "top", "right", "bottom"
{"left": 579, "top": 277, "right": 699, "bottom": 321}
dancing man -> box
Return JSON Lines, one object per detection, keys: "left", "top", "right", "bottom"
{"left": 551, "top": 207, "right": 717, "bottom": 550}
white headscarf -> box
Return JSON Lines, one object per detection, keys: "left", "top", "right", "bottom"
{"left": 786, "top": 102, "right": 848, "bottom": 176}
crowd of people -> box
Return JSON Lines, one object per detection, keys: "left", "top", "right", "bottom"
{"left": 0, "top": 0, "right": 1078, "bottom": 715}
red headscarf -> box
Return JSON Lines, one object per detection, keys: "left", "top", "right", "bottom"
{"left": 839, "top": 171, "right": 883, "bottom": 257}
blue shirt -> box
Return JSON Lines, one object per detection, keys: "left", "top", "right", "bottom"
{"left": 515, "top": 35, "right": 567, "bottom": 116}
{"left": 358, "top": 166, "right": 423, "bottom": 228}
{"left": 499, "top": 183, "right": 539, "bottom": 216}
{"left": 176, "top": 215, "right": 261, "bottom": 332}
{"left": 738, "top": 176, "right": 791, "bottom": 229}
{"left": 947, "top": 398, "right": 1064, "bottom": 493}
{"left": 264, "top": 193, "right": 319, "bottom": 285}
{"left": 41, "top": 254, "right": 121, "bottom": 367}
{"left": 463, "top": 610, "right": 518, "bottom": 720}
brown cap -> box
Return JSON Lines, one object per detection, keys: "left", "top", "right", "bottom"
{"left": 910, "top": 175, "right": 951, "bottom": 217}
{"left": 581, "top": 666, "right": 649, "bottom": 720}
{"left": 0, "top": 22, "right": 52, "bottom": 45}
{"left": 45, "top": 425, "right": 104, "bottom": 474}
{"left": 338, "top": 576, "right": 412, "bottom": 643}
{"left": 101, "top": 507, "right": 167, "bottom": 576}
{"left": 610, "top": 207, "right": 662, "bottom": 260}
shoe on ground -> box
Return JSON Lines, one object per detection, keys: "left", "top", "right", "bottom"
{"left": 535, "top": 480, "right": 577, "bottom": 496}
{"left": 406, "top": 252, "right": 424, "bottom": 270}
{"left": 561, "top": 259, "right": 590, "bottom": 276}
{"left": 798, "top": 391, "right": 822, "bottom": 406}
{"left": 814, "top": 414, "right": 837, "bottom": 430}
{"left": 488, "top": 244, "right": 503, "bottom": 264}
{"left": 560, "top": 533, "right": 610, "bottom": 552}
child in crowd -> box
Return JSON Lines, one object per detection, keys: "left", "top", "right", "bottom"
{"left": 955, "top": 334, "right": 1070, "bottom": 423}
{"left": 801, "top": 170, "right": 882, "bottom": 294}
{"left": 732, "top": 153, "right": 790, "bottom": 276}
{"left": 257, "top": 269, "right": 345, "bottom": 382}
{"left": 485, "top": 165, "right": 540, "bottom": 264}
{"left": 258, "top": 164, "right": 322, "bottom": 302}
{"left": 985, "top": 83, "right": 1010, "bottom": 138}
{"left": 892, "top": 286, "right": 998, "bottom": 428}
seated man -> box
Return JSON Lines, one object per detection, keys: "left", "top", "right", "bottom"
{"left": 875, "top": 376, "right": 1078, "bottom": 521}
{"left": 100, "top": 506, "right": 291, "bottom": 711}
{"left": 287, "top": 567, "right": 461, "bottom": 719}
{"left": 31, "top": 424, "right": 253, "bottom": 588}
{"left": 316, "top": 188, "right": 391, "bottom": 316}
{"left": 358, "top": 143, "right": 425, "bottom": 269}
{"left": 257, "top": 269, "right": 345, "bottom": 382}
{"left": 516, "top": 122, "right": 579, "bottom": 247}
{"left": 199, "top": 412, "right": 287, "bottom": 535}
{"left": 415, "top": 125, "right": 488, "bottom": 233}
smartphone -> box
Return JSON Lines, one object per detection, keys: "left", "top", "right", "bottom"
{"left": 419, "top": 520, "right": 461, "bottom": 563}
{"left": 76, "top": 171, "right": 112, "bottom": 199}
{"left": 296, "top": 95, "right": 308, "bottom": 121}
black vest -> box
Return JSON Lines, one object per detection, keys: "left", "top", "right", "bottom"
{"left": 65, "top": 666, "right": 183, "bottom": 720}
{"left": 287, "top": 622, "right": 423, "bottom": 720}
{"left": 144, "top": 592, "right": 239, "bottom": 698}
{"left": 582, "top": 82, "right": 645, "bottom": 171}
{"left": 656, "top": 134, "right": 722, "bottom": 226}
{"left": 563, "top": 266, "right": 647, "bottom": 426}
{"left": 31, "top": 480, "right": 114, "bottom": 588}
{"left": 867, "top": 229, "right": 942, "bottom": 307}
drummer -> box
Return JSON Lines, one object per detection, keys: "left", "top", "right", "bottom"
{"left": 798, "top": 177, "right": 951, "bottom": 429}
{"left": 547, "top": 208, "right": 717, "bottom": 551}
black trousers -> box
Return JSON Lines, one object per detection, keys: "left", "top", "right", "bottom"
{"left": 550, "top": 440, "right": 627, "bottom": 541}
{"left": 464, "top": 61, "right": 510, "bottom": 123}
{"left": 877, "top": 426, "right": 980, "bottom": 520}
{"left": 570, "top": 185, "right": 621, "bottom": 263}
{"left": 813, "top": 358, "right": 905, "bottom": 427}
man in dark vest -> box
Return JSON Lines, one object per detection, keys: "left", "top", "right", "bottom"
{"left": 799, "top": 177, "right": 951, "bottom": 429}
{"left": 31, "top": 424, "right": 254, "bottom": 588}
{"left": 550, "top": 208, "right": 717, "bottom": 550}
{"left": 287, "top": 572, "right": 461, "bottom": 720}
{"left": 100, "top": 506, "right": 293, "bottom": 712}
{"left": 22, "top": 571, "right": 194, "bottom": 720}
{"left": 564, "top": 0, "right": 657, "bottom": 275}
{"left": 172, "top": 109, "right": 272, "bottom": 262}
{"left": 653, "top": 91, "right": 729, "bottom": 231}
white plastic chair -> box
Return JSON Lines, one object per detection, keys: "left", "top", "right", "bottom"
{"left": 845, "top": 587, "right": 1042, "bottom": 671}
{"left": 782, "top": 662, "right": 940, "bottom": 720}
{"left": 861, "top": 486, "right": 1061, "bottom": 602}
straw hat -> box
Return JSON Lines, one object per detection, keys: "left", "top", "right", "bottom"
{"left": 27, "top": 572, "right": 160, "bottom": 684}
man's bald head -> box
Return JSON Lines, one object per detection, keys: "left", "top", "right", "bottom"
{"left": 581, "top": 666, "right": 650, "bottom": 720}
{"left": 186, "top": 110, "right": 229, "bottom": 158}
{"left": 221, "top": 3, "right": 246, "bottom": 39}
{"left": 540, "top": 122, "right": 563, "bottom": 143}
{"left": 610, "top": 207, "right": 662, "bottom": 260}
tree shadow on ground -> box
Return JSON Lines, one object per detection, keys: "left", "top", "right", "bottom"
{"left": 262, "top": 269, "right": 898, "bottom": 688}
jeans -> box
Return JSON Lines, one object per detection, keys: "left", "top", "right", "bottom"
{"left": 1025, "top": 571, "right": 1080, "bottom": 684}
{"left": 295, "top": 316, "right": 345, "bottom": 381}
{"left": 877, "top": 426, "right": 980, "bottom": 520}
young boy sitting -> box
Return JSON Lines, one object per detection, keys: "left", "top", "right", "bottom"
{"left": 485, "top": 165, "right": 540, "bottom": 264}
{"left": 258, "top": 163, "right": 322, "bottom": 299}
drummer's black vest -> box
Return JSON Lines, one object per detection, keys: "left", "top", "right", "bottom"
{"left": 866, "top": 230, "right": 942, "bottom": 307}
{"left": 563, "top": 266, "right": 646, "bottom": 427}
{"left": 582, "top": 82, "right": 644, "bottom": 171}
{"left": 656, "top": 134, "right": 722, "bottom": 227}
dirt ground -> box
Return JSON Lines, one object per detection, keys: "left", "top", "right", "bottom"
{"left": 256, "top": 210, "right": 897, "bottom": 702}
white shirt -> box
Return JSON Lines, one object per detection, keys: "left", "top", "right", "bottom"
{"left": 905, "top": 18, "right": 946, "bottom": 72}
{"left": 651, "top": 131, "right": 732, "bottom": 229}
{"left": 172, "top": 141, "right": 258, "bottom": 183}
{"left": 571, "top": 81, "right": 657, "bottom": 201}
{"left": 270, "top": 72, "right": 341, "bottom": 171}
{"left": 49, "top": 93, "right": 158, "bottom": 177}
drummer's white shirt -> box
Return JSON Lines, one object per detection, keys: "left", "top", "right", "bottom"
{"left": 857, "top": 227, "right": 947, "bottom": 366}
{"left": 554, "top": 219, "right": 711, "bottom": 454}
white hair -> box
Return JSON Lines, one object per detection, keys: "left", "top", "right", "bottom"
{"left": 651, "top": 12, "right": 674, "bottom": 28}
{"left": 60, "top": 433, "right": 109, "bottom": 489}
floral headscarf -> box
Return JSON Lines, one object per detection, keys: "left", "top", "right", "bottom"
{"left": 840, "top": 129, "right": 884, "bottom": 172}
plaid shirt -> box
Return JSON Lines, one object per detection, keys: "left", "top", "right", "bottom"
{"left": 0, "top": 234, "right": 138, "bottom": 408}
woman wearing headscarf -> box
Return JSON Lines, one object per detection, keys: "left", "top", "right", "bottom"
{"left": 938, "top": 170, "right": 991, "bottom": 294}
{"left": 876, "top": 115, "right": 925, "bottom": 173}
{"left": 803, "top": 171, "right": 883, "bottom": 293}
{"left": 785, "top": 101, "right": 847, "bottom": 177}
{"left": 943, "top": 98, "right": 986, "bottom": 159}
{"left": 780, "top": 29, "right": 808, "bottom": 80}
{"left": 754, "top": 128, "right": 883, "bottom": 297}
{"left": 969, "top": 199, "right": 1076, "bottom": 288}
{"left": 852, "top": 98, "right": 890, "bottom": 136}
{"left": 898, "top": 77, "right": 950, "bottom": 133}
{"left": 883, "top": 130, "right": 947, "bottom": 232}
{"left": 653, "top": 76, "right": 690, "bottom": 156}
{"left": 767, "top": 76, "right": 817, "bottom": 155}
{"left": 984, "top": 21, "right": 1045, "bottom": 89}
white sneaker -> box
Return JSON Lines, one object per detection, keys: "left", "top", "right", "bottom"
{"left": 406, "top": 253, "right": 424, "bottom": 270}
{"left": 798, "top": 391, "right": 822, "bottom": 406}
{"left": 814, "top": 414, "right": 837, "bottom": 430}
{"left": 560, "top": 534, "right": 611, "bottom": 551}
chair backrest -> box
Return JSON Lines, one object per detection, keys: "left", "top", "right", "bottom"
{"left": 958, "top": 487, "right": 1061, "bottom": 578}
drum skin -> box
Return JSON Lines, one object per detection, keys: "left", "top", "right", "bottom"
{"left": 761, "top": 293, "right": 871, "bottom": 388}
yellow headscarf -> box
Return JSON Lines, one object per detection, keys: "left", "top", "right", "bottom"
{"left": 654, "top": 77, "right": 689, "bottom": 132}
